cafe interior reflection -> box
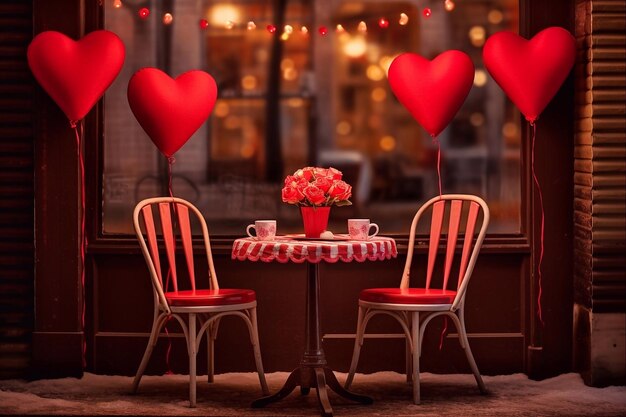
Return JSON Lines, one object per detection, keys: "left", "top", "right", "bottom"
{"left": 103, "top": 0, "right": 520, "bottom": 235}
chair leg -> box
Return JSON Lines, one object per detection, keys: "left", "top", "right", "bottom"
{"left": 411, "top": 311, "right": 420, "bottom": 405}
{"left": 132, "top": 313, "right": 168, "bottom": 393}
{"left": 457, "top": 311, "right": 486, "bottom": 394}
{"left": 188, "top": 313, "right": 197, "bottom": 408}
{"left": 405, "top": 312, "right": 412, "bottom": 384}
{"left": 207, "top": 317, "right": 219, "bottom": 384}
{"left": 249, "top": 307, "right": 269, "bottom": 395}
{"left": 345, "top": 305, "right": 365, "bottom": 389}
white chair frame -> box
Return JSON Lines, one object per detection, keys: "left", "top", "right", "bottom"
{"left": 131, "top": 197, "right": 269, "bottom": 407}
{"left": 345, "top": 194, "right": 490, "bottom": 404}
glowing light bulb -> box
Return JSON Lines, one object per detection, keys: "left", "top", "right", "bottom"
{"left": 138, "top": 7, "right": 150, "bottom": 19}
{"left": 301, "top": 26, "right": 309, "bottom": 34}
{"left": 247, "top": 21, "right": 256, "bottom": 30}
{"left": 445, "top": 0, "right": 456, "bottom": 12}
{"left": 281, "top": 32, "right": 290, "bottom": 41}
{"left": 113, "top": 0, "right": 122, "bottom": 9}
{"left": 358, "top": 21, "right": 367, "bottom": 33}
{"left": 336, "top": 24, "right": 346, "bottom": 33}
{"left": 199, "top": 19, "right": 209, "bottom": 30}
{"left": 284, "top": 24, "right": 293, "bottom": 34}
{"left": 163, "top": 13, "right": 173, "bottom": 25}
{"left": 225, "top": 20, "right": 235, "bottom": 29}
{"left": 399, "top": 13, "right": 409, "bottom": 25}
{"left": 266, "top": 24, "right": 277, "bottom": 34}
{"left": 423, "top": 8, "right": 432, "bottom": 18}
{"left": 318, "top": 26, "right": 328, "bottom": 36}
{"left": 378, "top": 18, "right": 389, "bottom": 28}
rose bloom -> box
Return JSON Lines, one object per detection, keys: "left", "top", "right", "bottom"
{"left": 285, "top": 175, "right": 308, "bottom": 189}
{"left": 328, "top": 180, "right": 351, "bottom": 200}
{"left": 313, "top": 176, "right": 332, "bottom": 192}
{"left": 282, "top": 186, "right": 304, "bottom": 204}
{"left": 326, "top": 167, "right": 343, "bottom": 180}
{"left": 313, "top": 167, "right": 329, "bottom": 178}
{"left": 302, "top": 184, "right": 327, "bottom": 205}
{"left": 294, "top": 167, "right": 314, "bottom": 181}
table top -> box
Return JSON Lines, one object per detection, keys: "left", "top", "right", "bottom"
{"left": 231, "top": 235, "right": 397, "bottom": 264}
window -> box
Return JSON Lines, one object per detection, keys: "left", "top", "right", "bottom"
{"left": 103, "top": 0, "right": 520, "bottom": 235}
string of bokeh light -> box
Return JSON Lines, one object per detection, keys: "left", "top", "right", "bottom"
{"left": 112, "top": 0, "right": 458, "bottom": 35}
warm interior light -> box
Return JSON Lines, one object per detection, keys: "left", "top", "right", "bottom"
{"left": 474, "top": 69, "right": 488, "bottom": 87}
{"left": 358, "top": 21, "right": 367, "bottom": 33}
{"left": 470, "top": 112, "right": 485, "bottom": 127}
{"left": 241, "top": 75, "right": 258, "bottom": 90}
{"left": 113, "top": 0, "right": 122, "bottom": 9}
{"left": 214, "top": 101, "right": 230, "bottom": 118}
{"left": 379, "top": 135, "right": 396, "bottom": 151}
{"left": 288, "top": 98, "right": 304, "bottom": 108}
{"left": 281, "top": 58, "right": 295, "bottom": 70}
{"left": 283, "top": 67, "right": 298, "bottom": 81}
{"left": 379, "top": 55, "right": 395, "bottom": 76}
{"left": 209, "top": 4, "right": 240, "bottom": 26}
{"left": 336, "top": 121, "right": 352, "bottom": 135}
{"left": 247, "top": 21, "right": 256, "bottom": 30}
{"left": 502, "top": 122, "right": 518, "bottom": 138}
{"left": 488, "top": 10, "right": 504, "bottom": 24}
{"left": 343, "top": 36, "right": 367, "bottom": 58}
{"left": 163, "top": 13, "right": 173, "bottom": 25}
{"left": 371, "top": 87, "right": 387, "bottom": 102}
{"left": 366, "top": 65, "right": 385, "bottom": 81}
{"left": 399, "top": 13, "right": 409, "bottom": 25}
{"left": 469, "top": 26, "right": 486, "bottom": 47}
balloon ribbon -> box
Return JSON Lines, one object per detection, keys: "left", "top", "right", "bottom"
{"left": 72, "top": 120, "right": 87, "bottom": 368}
{"left": 530, "top": 122, "right": 545, "bottom": 326}
{"left": 432, "top": 136, "right": 447, "bottom": 348}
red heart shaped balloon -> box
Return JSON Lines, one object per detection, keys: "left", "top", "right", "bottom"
{"left": 27, "top": 30, "right": 125, "bottom": 122}
{"left": 483, "top": 27, "right": 576, "bottom": 123}
{"left": 127, "top": 68, "right": 218, "bottom": 158}
{"left": 388, "top": 51, "right": 474, "bottom": 137}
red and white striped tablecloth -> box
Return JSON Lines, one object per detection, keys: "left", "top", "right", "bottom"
{"left": 231, "top": 235, "right": 397, "bottom": 264}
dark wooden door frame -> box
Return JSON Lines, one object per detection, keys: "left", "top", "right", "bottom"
{"left": 31, "top": 0, "right": 574, "bottom": 379}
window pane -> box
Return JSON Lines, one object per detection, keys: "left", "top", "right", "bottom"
{"left": 103, "top": 0, "right": 520, "bottom": 235}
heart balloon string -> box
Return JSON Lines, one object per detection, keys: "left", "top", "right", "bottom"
{"left": 433, "top": 137, "right": 443, "bottom": 197}
{"left": 530, "top": 122, "right": 545, "bottom": 326}
{"left": 167, "top": 157, "right": 176, "bottom": 198}
{"left": 71, "top": 120, "right": 87, "bottom": 368}
{"left": 163, "top": 266, "right": 174, "bottom": 375}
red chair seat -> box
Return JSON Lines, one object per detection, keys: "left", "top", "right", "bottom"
{"left": 359, "top": 288, "right": 457, "bottom": 305}
{"left": 166, "top": 289, "right": 256, "bottom": 307}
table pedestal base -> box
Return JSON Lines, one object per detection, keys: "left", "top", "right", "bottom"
{"left": 251, "top": 365, "right": 372, "bottom": 416}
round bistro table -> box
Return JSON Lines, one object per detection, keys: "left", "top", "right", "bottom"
{"left": 231, "top": 234, "right": 397, "bottom": 416}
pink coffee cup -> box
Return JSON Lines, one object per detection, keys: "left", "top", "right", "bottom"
{"left": 348, "top": 219, "right": 379, "bottom": 240}
{"left": 246, "top": 220, "right": 277, "bottom": 240}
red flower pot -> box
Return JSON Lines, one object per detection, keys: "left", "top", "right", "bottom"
{"left": 300, "top": 206, "right": 330, "bottom": 238}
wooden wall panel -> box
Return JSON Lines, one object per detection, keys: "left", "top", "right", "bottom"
{"left": 574, "top": 0, "right": 626, "bottom": 314}
{"left": 0, "top": 1, "right": 34, "bottom": 379}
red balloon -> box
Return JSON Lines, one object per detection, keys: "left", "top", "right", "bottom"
{"left": 27, "top": 30, "right": 125, "bottom": 123}
{"left": 483, "top": 27, "right": 576, "bottom": 123}
{"left": 388, "top": 51, "right": 474, "bottom": 137}
{"left": 127, "top": 68, "right": 218, "bottom": 158}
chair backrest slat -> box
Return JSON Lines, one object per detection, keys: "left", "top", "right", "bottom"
{"left": 402, "top": 194, "right": 489, "bottom": 310}
{"left": 134, "top": 197, "right": 221, "bottom": 312}
{"left": 141, "top": 206, "right": 162, "bottom": 283}
{"left": 443, "top": 200, "right": 462, "bottom": 290}
{"left": 158, "top": 203, "right": 178, "bottom": 292}
{"left": 176, "top": 203, "right": 196, "bottom": 291}
{"left": 458, "top": 201, "right": 480, "bottom": 288}
{"left": 426, "top": 200, "right": 445, "bottom": 289}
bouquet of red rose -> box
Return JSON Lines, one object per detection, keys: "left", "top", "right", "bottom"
{"left": 282, "top": 166, "right": 352, "bottom": 207}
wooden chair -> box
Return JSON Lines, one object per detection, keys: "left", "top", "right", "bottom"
{"left": 345, "top": 194, "right": 489, "bottom": 404}
{"left": 131, "top": 197, "right": 269, "bottom": 407}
